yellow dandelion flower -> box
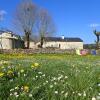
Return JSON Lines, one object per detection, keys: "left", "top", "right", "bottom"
{"left": 31, "top": 65, "right": 35, "bottom": 69}
{"left": 23, "top": 85, "right": 29, "bottom": 92}
{"left": 1, "top": 66, "right": 4, "bottom": 69}
{"left": 0, "top": 72, "right": 4, "bottom": 78}
{"left": 7, "top": 70, "right": 13, "bottom": 74}
{"left": 7, "top": 70, "right": 14, "bottom": 76}
{"left": 34, "top": 63, "right": 39, "bottom": 67}
{"left": 31, "top": 63, "right": 39, "bottom": 69}
{"left": 20, "top": 69, "right": 24, "bottom": 73}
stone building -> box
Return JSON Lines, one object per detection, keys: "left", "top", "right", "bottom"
{"left": 25, "top": 41, "right": 37, "bottom": 49}
{"left": 0, "top": 29, "right": 24, "bottom": 49}
{"left": 42, "top": 36, "right": 83, "bottom": 49}
{"left": 0, "top": 29, "right": 83, "bottom": 50}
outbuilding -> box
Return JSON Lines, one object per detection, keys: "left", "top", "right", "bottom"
{"left": 42, "top": 36, "right": 83, "bottom": 49}
{"left": 0, "top": 29, "right": 24, "bottom": 49}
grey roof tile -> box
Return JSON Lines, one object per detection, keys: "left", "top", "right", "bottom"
{"left": 44, "top": 37, "right": 83, "bottom": 42}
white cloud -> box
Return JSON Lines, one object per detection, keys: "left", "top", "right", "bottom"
{"left": 0, "top": 10, "right": 7, "bottom": 21}
{"left": 89, "top": 23, "right": 100, "bottom": 28}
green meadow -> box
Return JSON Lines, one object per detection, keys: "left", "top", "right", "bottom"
{"left": 0, "top": 54, "right": 100, "bottom": 100}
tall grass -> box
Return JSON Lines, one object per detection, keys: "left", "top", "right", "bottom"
{"left": 0, "top": 54, "right": 100, "bottom": 100}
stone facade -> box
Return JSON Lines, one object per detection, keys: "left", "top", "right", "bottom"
{"left": 0, "top": 38, "right": 12, "bottom": 49}
{"left": 43, "top": 41, "right": 83, "bottom": 49}
{"left": 0, "top": 30, "right": 24, "bottom": 49}
{"left": 25, "top": 41, "right": 37, "bottom": 49}
{"left": 0, "top": 31, "right": 83, "bottom": 50}
{"left": 42, "top": 37, "right": 83, "bottom": 49}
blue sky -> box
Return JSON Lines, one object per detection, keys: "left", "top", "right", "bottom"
{"left": 0, "top": 0, "right": 100, "bottom": 44}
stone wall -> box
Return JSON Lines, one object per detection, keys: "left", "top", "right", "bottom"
{"left": 0, "top": 38, "right": 13, "bottom": 49}
{"left": 0, "top": 48, "right": 75, "bottom": 54}
{"left": 0, "top": 48, "right": 100, "bottom": 55}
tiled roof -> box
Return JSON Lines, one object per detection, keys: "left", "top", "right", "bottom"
{"left": 0, "top": 29, "right": 20, "bottom": 37}
{"left": 0, "top": 29, "right": 12, "bottom": 34}
{"left": 44, "top": 37, "right": 83, "bottom": 42}
{"left": 0, "top": 29, "right": 22, "bottom": 40}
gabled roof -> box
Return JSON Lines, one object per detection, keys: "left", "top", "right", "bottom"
{"left": 44, "top": 37, "right": 83, "bottom": 42}
{"left": 0, "top": 29, "right": 22, "bottom": 40}
{"left": 0, "top": 29, "right": 18, "bottom": 36}
{"left": 0, "top": 29, "right": 13, "bottom": 34}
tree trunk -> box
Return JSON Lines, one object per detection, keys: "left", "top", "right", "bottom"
{"left": 26, "top": 33, "right": 30, "bottom": 49}
{"left": 93, "top": 30, "right": 100, "bottom": 49}
{"left": 96, "top": 35, "right": 99, "bottom": 49}
{"left": 40, "top": 36, "right": 44, "bottom": 48}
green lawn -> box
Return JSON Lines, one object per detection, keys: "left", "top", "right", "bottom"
{"left": 0, "top": 54, "right": 100, "bottom": 100}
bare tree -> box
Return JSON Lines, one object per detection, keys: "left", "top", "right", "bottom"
{"left": 93, "top": 30, "right": 100, "bottom": 49}
{"left": 13, "top": 0, "right": 37, "bottom": 49}
{"left": 0, "top": 10, "right": 7, "bottom": 50}
{"left": 37, "top": 9, "right": 55, "bottom": 48}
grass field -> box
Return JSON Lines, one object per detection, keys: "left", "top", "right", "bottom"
{"left": 0, "top": 54, "right": 100, "bottom": 100}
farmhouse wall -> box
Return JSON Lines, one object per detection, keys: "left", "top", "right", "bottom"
{"left": 43, "top": 42, "right": 83, "bottom": 49}
{"left": 25, "top": 41, "right": 37, "bottom": 49}
{"left": 0, "top": 37, "right": 24, "bottom": 49}
{"left": 0, "top": 38, "right": 13, "bottom": 49}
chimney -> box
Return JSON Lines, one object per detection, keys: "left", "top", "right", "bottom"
{"left": 61, "top": 35, "right": 64, "bottom": 39}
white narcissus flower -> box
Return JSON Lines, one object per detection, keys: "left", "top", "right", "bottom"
{"left": 51, "top": 77, "right": 56, "bottom": 81}
{"left": 14, "top": 92, "right": 18, "bottom": 95}
{"left": 83, "top": 91, "right": 86, "bottom": 96}
{"left": 64, "top": 92, "right": 68, "bottom": 97}
{"left": 36, "top": 76, "right": 38, "bottom": 78}
{"left": 29, "top": 94, "right": 32, "bottom": 97}
{"left": 92, "top": 97, "right": 96, "bottom": 100}
{"left": 10, "top": 93, "right": 13, "bottom": 96}
{"left": 38, "top": 72, "right": 42, "bottom": 74}
{"left": 98, "top": 83, "right": 100, "bottom": 87}
{"left": 78, "top": 93, "right": 82, "bottom": 96}
{"left": 33, "top": 78, "right": 35, "bottom": 80}
{"left": 10, "top": 89, "right": 14, "bottom": 91}
{"left": 43, "top": 83, "right": 46, "bottom": 85}
{"left": 54, "top": 91, "right": 58, "bottom": 94}
{"left": 50, "top": 85, "right": 53, "bottom": 88}
{"left": 24, "top": 74, "right": 26, "bottom": 77}
{"left": 54, "top": 82, "right": 57, "bottom": 85}
{"left": 46, "top": 80, "right": 48, "bottom": 83}
{"left": 15, "top": 95, "right": 19, "bottom": 98}
{"left": 65, "top": 76, "right": 68, "bottom": 79}
{"left": 42, "top": 74, "right": 45, "bottom": 77}
{"left": 61, "top": 91, "right": 64, "bottom": 94}
{"left": 15, "top": 86, "right": 19, "bottom": 90}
